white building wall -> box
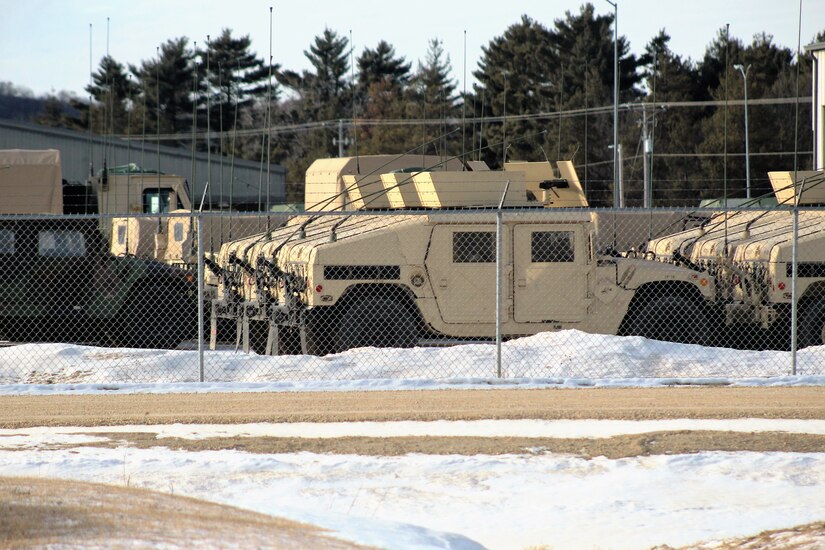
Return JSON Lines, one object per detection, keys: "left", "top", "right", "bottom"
{"left": 810, "top": 44, "right": 825, "bottom": 170}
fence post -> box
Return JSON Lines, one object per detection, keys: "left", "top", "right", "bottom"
{"left": 197, "top": 212, "right": 205, "bottom": 382}
{"left": 791, "top": 207, "right": 798, "bottom": 376}
{"left": 495, "top": 180, "right": 511, "bottom": 379}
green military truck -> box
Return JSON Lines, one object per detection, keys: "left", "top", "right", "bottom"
{"left": 0, "top": 149, "right": 198, "bottom": 348}
{"left": 0, "top": 217, "right": 197, "bottom": 348}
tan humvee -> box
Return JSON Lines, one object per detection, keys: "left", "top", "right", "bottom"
{"left": 208, "top": 155, "right": 715, "bottom": 355}
{"left": 646, "top": 169, "right": 825, "bottom": 348}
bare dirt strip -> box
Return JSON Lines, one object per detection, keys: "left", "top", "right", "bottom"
{"left": 0, "top": 476, "right": 366, "bottom": 549}
{"left": 2, "top": 386, "right": 825, "bottom": 430}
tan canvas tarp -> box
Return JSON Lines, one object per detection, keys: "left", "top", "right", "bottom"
{"left": 0, "top": 149, "right": 63, "bottom": 214}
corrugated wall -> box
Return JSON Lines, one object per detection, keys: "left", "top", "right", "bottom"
{"left": 0, "top": 119, "right": 286, "bottom": 210}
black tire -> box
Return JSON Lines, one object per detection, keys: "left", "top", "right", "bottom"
{"left": 274, "top": 326, "right": 302, "bottom": 355}
{"left": 335, "top": 296, "right": 418, "bottom": 352}
{"left": 114, "top": 283, "right": 195, "bottom": 349}
{"left": 248, "top": 320, "right": 269, "bottom": 355}
{"left": 799, "top": 300, "right": 825, "bottom": 348}
{"left": 623, "top": 295, "right": 710, "bottom": 345}
{"left": 301, "top": 315, "right": 336, "bottom": 356}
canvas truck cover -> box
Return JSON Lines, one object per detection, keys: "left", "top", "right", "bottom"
{"left": 0, "top": 149, "right": 63, "bottom": 214}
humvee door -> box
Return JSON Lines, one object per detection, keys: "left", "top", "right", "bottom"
{"left": 512, "top": 224, "right": 589, "bottom": 323}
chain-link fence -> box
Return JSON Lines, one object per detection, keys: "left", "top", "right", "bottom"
{"left": 1, "top": 207, "right": 824, "bottom": 385}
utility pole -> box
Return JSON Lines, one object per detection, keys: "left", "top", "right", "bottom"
{"left": 605, "top": 0, "right": 619, "bottom": 207}
{"left": 333, "top": 119, "right": 350, "bottom": 157}
{"left": 641, "top": 106, "right": 653, "bottom": 208}
{"left": 734, "top": 63, "right": 752, "bottom": 199}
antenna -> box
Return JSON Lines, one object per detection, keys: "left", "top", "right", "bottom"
{"left": 190, "top": 40, "right": 198, "bottom": 235}
{"left": 87, "top": 23, "right": 93, "bottom": 179}
{"left": 723, "top": 23, "right": 729, "bottom": 209}
{"left": 156, "top": 45, "right": 161, "bottom": 230}
{"left": 229, "top": 60, "right": 240, "bottom": 239}
{"left": 557, "top": 62, "right": 564, "bottom": 161}
{"left": 350, "top": 29, "right": 359, "bottom": 174}
{"left": 502, "top": 70, "right": 508, "bottom": 165}
{"left": 125, "top": 73, "right": 133, "bottom": 252}
{"left": 479, "top": 87, "right": 485, "bottom": 162}
{"left": 793, "top": 0, "right": 802, "bottom": 184}
{"left": 462, "top": 30, "right": 467, "bottom": 169}
{"left": 584, "top": 58, "right": 588, "bottom": 196}
{"left": 723, "top": 23, "right": 730, "bottom": 249}
{"left": 206, "top": 34, "right": 211, "bottom": 215}
{"left": 267, "top": 6, "right": 273, "bottom": 226}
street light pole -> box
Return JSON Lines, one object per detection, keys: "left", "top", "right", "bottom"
{"left": 734, "top": 63, "right": 752, "bottom": 199}
{"left": 605, "top": 0, "right": 619, "bottom": 207}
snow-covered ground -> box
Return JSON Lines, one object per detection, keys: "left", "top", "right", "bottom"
{"left": 2, "top": 331, "right": 825, "bottom": 548}
{"left": 2, "top": 420, "right": 825, "bottom": 549}
{"left": 2, "top": 330, "right": 825, "bottom": 394}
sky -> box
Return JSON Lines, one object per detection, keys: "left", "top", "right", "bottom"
{"left": 1, "top": 0, "right": 824, "bottom": 98}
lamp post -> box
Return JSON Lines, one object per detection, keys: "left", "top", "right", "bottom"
{"left": 734, "top": 63, "right": 752, "bottom": 199}
{"left": 605, "top": 0, "right": 618, "bottom": 207}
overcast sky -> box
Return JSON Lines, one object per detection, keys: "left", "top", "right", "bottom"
{"left": 1, "top": 0, "right": 823, "bottom": 98}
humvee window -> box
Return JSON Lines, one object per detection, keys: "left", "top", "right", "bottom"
{"left": 453, "top": 231, "right": 495, "bottom": 263}
{"left": 117, "top": 225, "right": 127, "bottom": 245}
{"left": 531, "top": 231, "right": 574, "bottom": 262}
{"left": 38, "top": 230, "right": 86, "bottom": 257}
{"left": 0, "top": 228, "right": 15, "bottom": 254}
{"left": 143, "top": 189, "right": 174, "bottom": 213}
{"left": 173, "top": 222, "right": 184, "bottom": 242}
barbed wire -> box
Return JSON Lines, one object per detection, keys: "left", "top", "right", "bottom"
{"left": 117, "top": 96, "right": 811, "bottom": 142}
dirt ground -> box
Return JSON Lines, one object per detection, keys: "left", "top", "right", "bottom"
{"left": 3, "top": 386, "right": 825, "bottom": 548}
{"left": 0, "top": 476, "right": 366, "bottom": 549}
{"left": 2, "top": 386, "right": 825, "bottom": 429}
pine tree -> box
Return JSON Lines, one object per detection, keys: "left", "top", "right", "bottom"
{"left": 472, "top": 15, "right": 555, "bottom": 168}
{"left": 202, "top": 29, "right": 272, "bottom": 143}
{"left": 130, "top": 37, "right": 198, "bottom": 141}
{"left": 79, "top": 55, "right": 139, "bottom": 136}
{"left": 277, "top": 28, "right": 351, "bottom": 184}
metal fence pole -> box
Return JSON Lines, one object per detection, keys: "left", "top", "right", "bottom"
{"left": 495, "top": 209, "right": 503, "bottom": 378}
{"left": 197, "top": 212, "right": 205, "bottom": 382}
{"left": 791, "top": 207, "right": 799, "bottom": 376}
{"left": 495, "top": 180, "right": 511, "bottom": 379}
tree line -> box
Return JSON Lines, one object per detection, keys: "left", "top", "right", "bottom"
{"left": 28, "top": 3, "right": 825, "bottom": 206}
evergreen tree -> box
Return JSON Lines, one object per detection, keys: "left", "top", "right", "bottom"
{"left": 277, "top": 28, "right": 351, "bottom": 184}
{"left": 130, "top": 37, "right": 198, "bottom": 141}
{"left": 79, "top": 55, "right": 139, "bottom": 136}
{"left": 354, "top": 40, "right": 413, "bottom": 155}
{"left": 640, "top": 31, "right": 707, "bottom": 205}
{"left": 547, "top": 3, "right": 641, "bottom": 204}
{"left": 400, "top": 38, "right": 460, "bottom": 158}
{"left": 357, "top": 40, "right": 411, "bottom": 91}
{"left": 472, "top": 15, "right": 555, "bottom": 168}
{"left": 202, "top": 29, "right": 272, "bottom": 141}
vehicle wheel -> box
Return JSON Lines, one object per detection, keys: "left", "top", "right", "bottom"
{"left": 799, "top": 300, "right": 825, "bottom": 348}
{"left": 115, "top": 283, "right": 195, "bottom": 349}
{"left": 273, "top": 325, "right": 302, "bottom": 355}
{"left": 248, "top": 320, "right": 268, "bottom": 355}
{"left": 335, "top": 296, "right": 419, "bottom": 352}
{"left": 623, "top": 295, "right": 710, "bottom": 345}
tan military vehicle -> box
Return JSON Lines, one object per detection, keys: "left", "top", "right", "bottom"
{"left": 645, "top": 169, "right": 825, "bottom": 348}
{"left": 207, "top": 154, "right": 715, "bottom": 355}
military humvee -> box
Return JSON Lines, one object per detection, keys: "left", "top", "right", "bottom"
{"left": 207, "top": 154, "right": 715, "bottom": 355}
{"left": 0, "top": 217, "right": 198, "bottom": 348}
{"left": 646, "top": 169, "right": 825, "bottom": 349}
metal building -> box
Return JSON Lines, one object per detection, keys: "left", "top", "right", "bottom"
{"left": 0, "top": 119, "right": 286, "bottom": 210}
{"left": 809, "top": 41, "right": 825, "bottom": 171}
